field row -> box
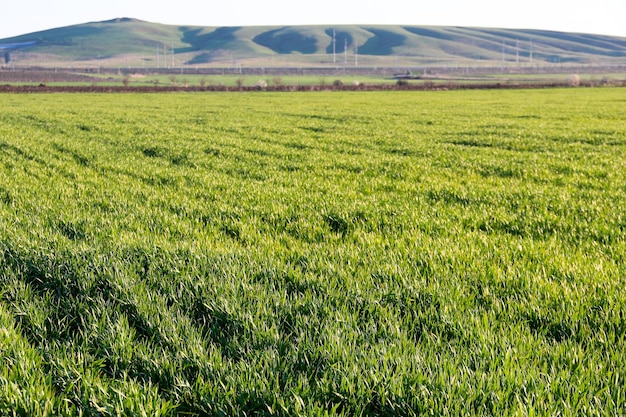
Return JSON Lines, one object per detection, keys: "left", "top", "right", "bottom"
{"left": 0, "top": 89, "right": 625, "bottom": 415}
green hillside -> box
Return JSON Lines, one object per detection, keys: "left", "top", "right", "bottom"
{"left": 2, "top": 17, "right": 626, "bottom": 67}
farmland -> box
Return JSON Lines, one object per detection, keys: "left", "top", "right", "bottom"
{"left": 0, "top": 89, "right": 625, "bottom": 416}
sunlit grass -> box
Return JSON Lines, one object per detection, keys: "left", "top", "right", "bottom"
{"left": 0, "top": 88, "right": 625, "bottom": 415}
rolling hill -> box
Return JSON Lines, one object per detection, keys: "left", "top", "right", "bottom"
{"left": 2, "top": 17, "right": 626, "bottom": 67}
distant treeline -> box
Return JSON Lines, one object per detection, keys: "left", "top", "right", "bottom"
{"left": 0, "top": 81, "right": 622, "bottom": 93}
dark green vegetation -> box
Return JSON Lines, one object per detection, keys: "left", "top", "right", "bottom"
{"left": 0, "top": 89, "right": 625, "bottom": 416}
{"left": 2, "top": 17, "right": 626, "bottom": 67}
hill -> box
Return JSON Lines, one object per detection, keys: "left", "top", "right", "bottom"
{"left": 2, "top": 17, "right": 626, "bottom": 67}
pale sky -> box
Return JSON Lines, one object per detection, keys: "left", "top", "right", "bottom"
{"left": 1, "top": 0, "right": 625, "bottom": 39}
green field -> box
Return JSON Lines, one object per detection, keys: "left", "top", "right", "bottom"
{"left": 0, "top": 89, "right": 625, "bottom": 416}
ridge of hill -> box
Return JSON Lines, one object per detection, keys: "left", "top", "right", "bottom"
{"left": 2, "top": 18, "right": 626, "bottom": 67}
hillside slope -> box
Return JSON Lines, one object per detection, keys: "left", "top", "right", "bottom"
{"left": 2, "top": 18, "right": 626, "bottom": 67}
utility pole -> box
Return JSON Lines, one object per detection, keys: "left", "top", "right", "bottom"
{"left": 344, "top": 39, "right": 348, "bottom": 65}
{"left": 333, "top": 29, "right": 336, "bottom": 63}
{"left": 354, "top": 42, "right": 358, "bottom": 66}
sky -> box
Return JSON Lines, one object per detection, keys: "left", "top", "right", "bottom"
{"left": 1, "top": 0, "right": 626, "bottom": 39}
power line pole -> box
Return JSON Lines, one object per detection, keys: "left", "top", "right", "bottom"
{"left": 333, "top": 29, "right": 336, "bottom": 63}
{"left": 344, "top": 39, "right": 348, "bottom": 65}
{"left": 354, "top": 42, "right": 358, "bottom": 66}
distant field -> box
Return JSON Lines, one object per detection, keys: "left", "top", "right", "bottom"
{"left": 2, "top": 68, "right": 625, "bottom": 88}
{"left": 91, "top": 72, "right": 626, "bottom": 88}
{"left": 0, "top": 89, "right": 625, "bottom": 416}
